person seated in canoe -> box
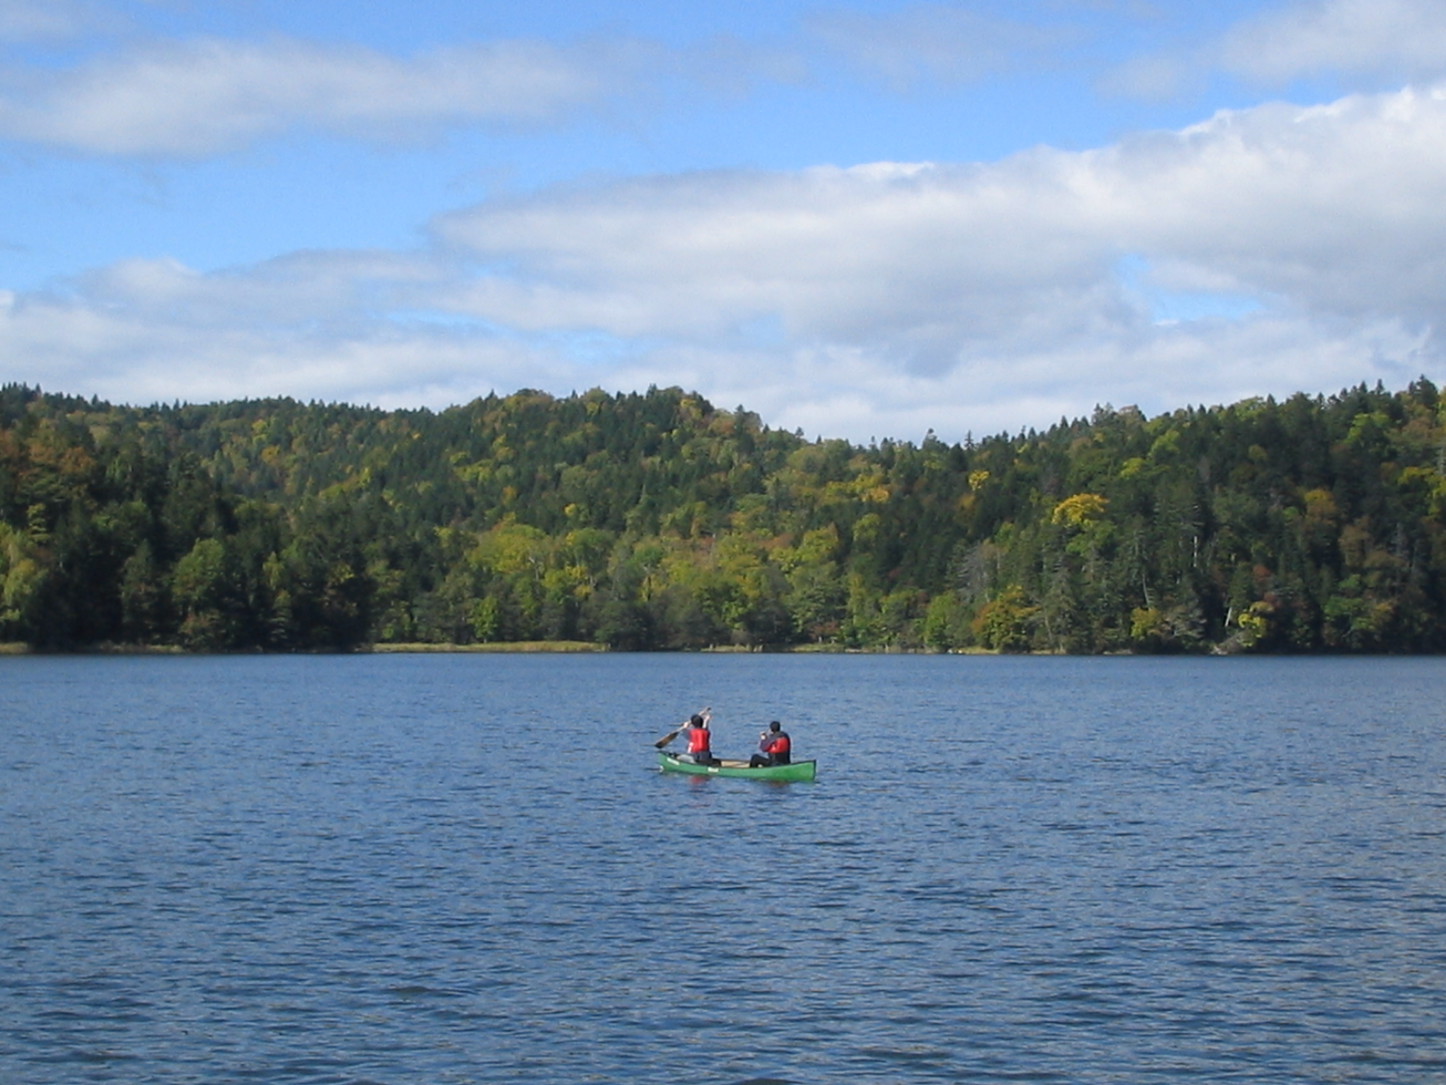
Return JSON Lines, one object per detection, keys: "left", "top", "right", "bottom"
{"left": 750, "top": 721, "right": 791, "bottom": 767}
{"left": 678, "top": 710, "right": 717, "bottom": 765}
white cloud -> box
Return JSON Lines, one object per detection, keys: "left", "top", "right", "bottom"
{"left": 1109, "top": 0, "right": 1446, "bottom": 99}
{"left": 1219, "top": 0, "right": 1446, "bottom": 84}
{"left": 0, "top": 35, "right": 644, "bottom": 155}
{"left": 0, "top": 274, "right": 563, "bottom": 407}
{"left": 0, "top": 0, "right": 114, "bottom": 42}
{"left": 1108, "top": 89, "right": 1446, "bottom": 321}
{"left": 3, "top": 84, "right": 1445, "bottom": 443}
{"left": 71, "top": 250, "right": 448, "bottom": 328}
{"left": 805, "top": 3, "right": 1075, "bottom": 89}
{"left": 434, "top": 84, "right": 1446, "bottom": 347}
{"left": 431, "top": 159, "right": 1113, "bottom": 360}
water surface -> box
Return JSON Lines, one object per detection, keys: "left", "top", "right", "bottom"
{"left": 4, "top": 653, "right": 1445, "bottom": 1083}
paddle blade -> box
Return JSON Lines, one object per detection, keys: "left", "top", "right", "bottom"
{"left": 654, "top": 729, "right": 681, "bottom": 748}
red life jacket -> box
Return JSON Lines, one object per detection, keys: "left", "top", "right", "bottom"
{"left": 764, "top": 732, "right": 790, "bottom": 756}
{"left": 687, "top": 727, "right": 711, "bottom": 755}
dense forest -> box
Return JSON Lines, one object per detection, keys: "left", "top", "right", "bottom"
{"left": 3, "top": 379, "right": 1445, "bottom": 653}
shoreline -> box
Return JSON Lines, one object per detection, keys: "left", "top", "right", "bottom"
{"left": 3, "top": 641, "right": 1429, "bottom": 658}
{"left": 0, "top": 640, "right": 976, "bottom": 656}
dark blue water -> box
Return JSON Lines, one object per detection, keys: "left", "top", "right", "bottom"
{"left": 4, "top": 653, "right": 1446, "bottom": 1084}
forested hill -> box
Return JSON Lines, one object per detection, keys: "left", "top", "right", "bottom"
{"left": 3, "top": 379, "right": 1445, "bottom": 654}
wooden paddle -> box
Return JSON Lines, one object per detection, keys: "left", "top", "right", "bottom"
{"left": 654, "top": 706, "right": 710, "bottom": 748}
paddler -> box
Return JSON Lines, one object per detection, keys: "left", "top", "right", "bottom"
{"left": 678, "top": 709, "right": 717, "bottom": 765}
{"left": 749, "top": 720, "right": 791, "bottom": 767}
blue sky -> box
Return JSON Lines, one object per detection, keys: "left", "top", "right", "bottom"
{"left": 3, "top": 0, "right": 1446, "bottom": 443}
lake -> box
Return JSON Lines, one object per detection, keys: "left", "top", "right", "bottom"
{"left": 4, "top": 653, "right": 1446, "bottom": 1083}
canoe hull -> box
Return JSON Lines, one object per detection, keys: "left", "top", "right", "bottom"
{"left": 658, "top": 751, "right": 816, "bottom": 782}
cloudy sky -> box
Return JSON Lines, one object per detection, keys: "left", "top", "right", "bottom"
{"left": 3, "top": 0, "right": 1445, "bottom": 444}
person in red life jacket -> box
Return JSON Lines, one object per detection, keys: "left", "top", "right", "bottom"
{"left": 750, "top": 721, "right": 791, "bottom": 767}
{"left": 678, "top": 710, "right": 717, "bottom": 765}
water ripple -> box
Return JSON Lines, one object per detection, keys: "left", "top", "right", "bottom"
{"left": 4, "top": 653, "right": 1446, "bottom": 1083}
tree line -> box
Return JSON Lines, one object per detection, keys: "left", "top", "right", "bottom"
{"left": 3, "top": 379, "right": 1445, "bottom": 653}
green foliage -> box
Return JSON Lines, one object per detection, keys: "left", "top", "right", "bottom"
{"left": 971, "top": 585, "right": 1039, "bottom": 652}
{"left": 4, "top": 378, "right": 1446, "bottom": 653}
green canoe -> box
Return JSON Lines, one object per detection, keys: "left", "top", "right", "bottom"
{"left": 657, "top": 751, "right": 817, "bottom": 782}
